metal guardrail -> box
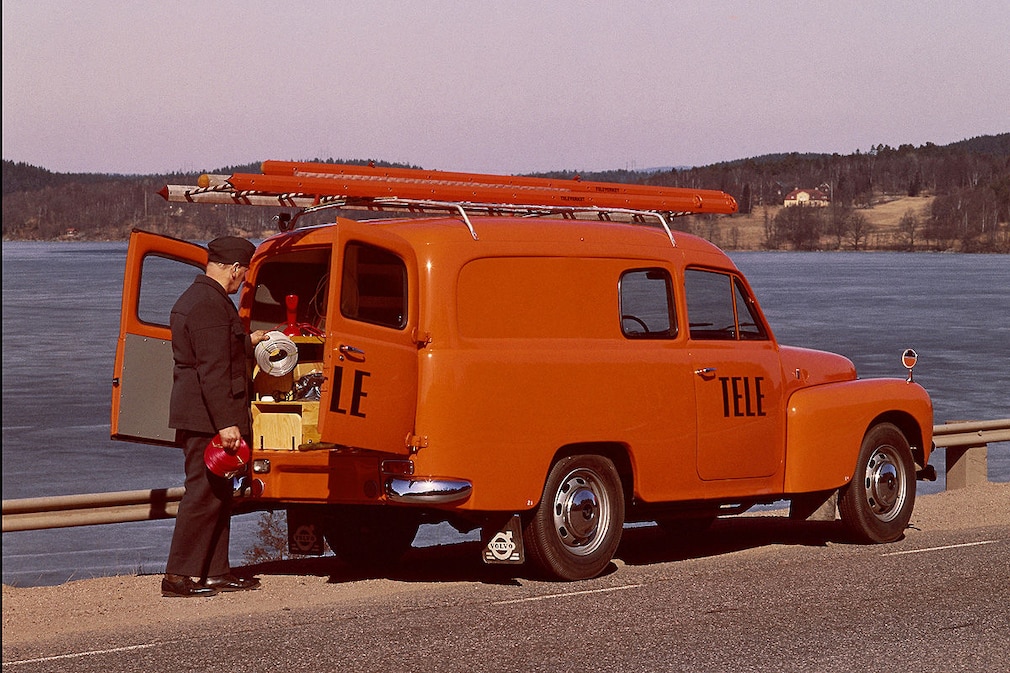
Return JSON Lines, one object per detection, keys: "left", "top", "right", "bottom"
{"left": 931, "top": 419, "right": 1010, "bottom": 447}
{"left": 3, "top": 420, "right": 1008, "bottom": 533}
{"left": 932, "top": 418, "right": 1010, "bottom": 490}
{"left": 2, "top": 487, "right": 183, "bottom": 532}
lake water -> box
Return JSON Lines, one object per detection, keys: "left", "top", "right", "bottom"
{"left": 2, "top": 242, "right": 1008, "bottom": 587}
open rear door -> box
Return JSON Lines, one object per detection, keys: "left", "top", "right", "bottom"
{"left": 111, "top": 230, "right": 207, "bottom": 445}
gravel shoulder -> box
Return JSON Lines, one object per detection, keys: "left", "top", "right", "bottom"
{"left": 4, "top": 482, "right": 1008, "bottom": 651}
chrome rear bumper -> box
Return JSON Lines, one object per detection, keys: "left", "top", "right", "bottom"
{"left": 385, "top": 477, "right": 472, "bottom": 505}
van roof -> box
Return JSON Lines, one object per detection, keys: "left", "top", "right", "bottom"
{"left": 260, "top": 212, "right": 736, "bottom": 269}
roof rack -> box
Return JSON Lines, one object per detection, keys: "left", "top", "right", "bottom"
{"left": 157, "top": 161, "right": 738, "bottom": 245}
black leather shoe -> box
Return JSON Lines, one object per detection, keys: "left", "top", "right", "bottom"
{"left": 161, "top": 574, "right": 218, "bottom": 598}
{"left": 202, "top": 573, "right": 261, "bottom": 592}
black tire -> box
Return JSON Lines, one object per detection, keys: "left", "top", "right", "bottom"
{"left": 838, "top": 423, "right": 916, "bottom": 543}
{"left": 323, "top": 506, "right": 420, "bottom": 569}
{"left": 523, "top": 454, "right": 625, "bottom": 581}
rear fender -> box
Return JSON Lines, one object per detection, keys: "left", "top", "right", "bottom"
{"left": 783, "top": 379, "right": 933, "bottom": 493}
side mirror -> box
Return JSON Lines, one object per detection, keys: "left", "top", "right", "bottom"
{"left": 273, "top": 212, "right": 293, "bottom": 232}
{"left": 901, "top": 348, "right": 918, "bottom": 382}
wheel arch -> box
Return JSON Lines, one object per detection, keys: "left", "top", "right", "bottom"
{"left": 870, "top": 410, "right": 927, "bottom": 471}
{"left": 551, "top": 442, "right": 634, "bottom": 512}
{"left": 523, "top": 443, "right": 630, "bottom": 580}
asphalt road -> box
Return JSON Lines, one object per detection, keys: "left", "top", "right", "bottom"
{"left": 4, "top": 513, "right": 1008, "bottom": 673}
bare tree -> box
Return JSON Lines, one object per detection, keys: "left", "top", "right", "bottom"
{"left": 847, "top": 212, "right": 873, "bottom": 250}
{"left": 761, "top": 206, "right": 780, "bottom": 249}
{"left": 897, "top": 209, "right": 921, "bottom": 251}
{"left": 775, "top": 204, "right": 822, "bottom": 250}
{"left": 826, "top": 204, "right": 852, "bottom": 249}
{"left": 728, "top": 224, "right": 740, "bottom": 250}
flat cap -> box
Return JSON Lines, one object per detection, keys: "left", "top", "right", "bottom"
{"left": 207, "top": 236, "right": 256, "bottom": 266}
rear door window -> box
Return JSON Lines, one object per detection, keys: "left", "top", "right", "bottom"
{"left": 340, "top": 242, "right": 408, "bottom": 329}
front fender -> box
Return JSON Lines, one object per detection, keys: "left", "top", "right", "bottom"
{"left": 783, "top": 379, "right": 933, "bottom": 493}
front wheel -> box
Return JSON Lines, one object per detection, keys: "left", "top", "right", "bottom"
{"left": 523, "top": 454, "right": 625, "bottom": 581}
{"left": 838, "top": 423, "right": 916, "bottom": 543}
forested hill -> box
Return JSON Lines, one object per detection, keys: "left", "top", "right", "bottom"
{"left": 3, "top": 134, "right": 1008, "bottom": 251}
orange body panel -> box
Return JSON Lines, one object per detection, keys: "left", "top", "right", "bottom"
{"left": 251, "top": 448, "right": 384, "bottom": 503}
{"left": 783, "top": 379, "right": 933, "bottom": 493}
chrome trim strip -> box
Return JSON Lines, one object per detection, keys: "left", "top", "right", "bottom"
{"left": 385, "top": 477, "right": 473, "bottom": 505}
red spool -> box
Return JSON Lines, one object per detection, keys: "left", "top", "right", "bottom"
{"left": 203, "top": 435, "right": 251, "bottom": 478}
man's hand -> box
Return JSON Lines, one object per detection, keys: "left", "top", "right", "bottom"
{"left": 250, "top": 329, "right": 269, "bottom": 346}
{"left": 218, "top": 425, "right": 243, "bottom": 452}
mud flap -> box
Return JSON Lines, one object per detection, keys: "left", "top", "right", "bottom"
{"left": 287, "top": 507, "right": 325, "bottom": 555}
{"left": 482, "top": 514, "right": 524, "bottom": 564}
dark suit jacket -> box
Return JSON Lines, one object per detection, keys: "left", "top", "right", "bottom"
{"left": 169, "top": 275, "right": 254, "bottom": 436}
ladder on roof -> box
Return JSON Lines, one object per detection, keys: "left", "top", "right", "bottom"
{"left": 157, "top": 161, "right": 738, "bottom": 243}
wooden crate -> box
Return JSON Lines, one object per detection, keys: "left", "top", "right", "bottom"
{"left": 252, "top": 401, "right": 320, "bottom": 450}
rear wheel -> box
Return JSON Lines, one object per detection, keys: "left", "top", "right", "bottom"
{"left": 838, "top": 423, "right": 916, "bottom": 543}
{"left": 323, "top": 506, "right": 420, "bottom": 568}
{"left": 523, "top": 454, "right": 625, "bottom": 581}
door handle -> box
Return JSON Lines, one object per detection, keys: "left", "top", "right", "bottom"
{"left": 338, "top": 344, "right": 366, "bottom": 362}
{"left": 694, "top": 367, "right": 717, "bottom": 377}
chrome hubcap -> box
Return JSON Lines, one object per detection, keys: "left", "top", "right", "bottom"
{"left": 863, "top": 446, "right": 906, "bottom": 522}
{"left": 551, "top": 468, "right": 611, "bottom": 556}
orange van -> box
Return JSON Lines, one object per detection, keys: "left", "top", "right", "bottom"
{"left": 112, "top": 163, "right": 934, "bottom": 580}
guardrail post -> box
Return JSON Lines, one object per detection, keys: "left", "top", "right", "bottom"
{"left": 945, "top": 444, "right": 988, "bottom": 490}
{"left": 933, "top": 419, "right": 1010, "bottom": 491}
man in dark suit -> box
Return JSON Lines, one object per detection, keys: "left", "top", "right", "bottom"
{"left": 162, "top": 236, "right": 268, "bottom": 598}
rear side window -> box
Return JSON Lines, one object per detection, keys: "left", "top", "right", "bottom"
{"left": 341, "top": 242, "right": 407, "bottom": 329}
{"left": 685, "top": 269, "right": 767, "bottom": 341}
{"left": 619, "top": 268, "right": 677, "bottom": 339}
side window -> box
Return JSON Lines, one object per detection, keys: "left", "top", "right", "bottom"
{"left": 734, "top": 277, "right": 768, "bottom": 340}
{"left": 685, "top": 269, "right": 767, "bottom": 341}
{"left": 340, "top": 242, "right": 407, "bottom": 329}
{"left": 138, "top": 254, "right": 202, "bottom": 326}
{"left": 620, "top": 268, "right": 677, "bottom": 339}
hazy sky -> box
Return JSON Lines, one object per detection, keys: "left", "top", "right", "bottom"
{"left": 3, "top": 1, "right": 1008, "bottom": 176}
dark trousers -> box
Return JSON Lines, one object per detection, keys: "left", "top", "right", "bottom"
{"left": 166, "top": 431, "right": 234, "bottom": 578}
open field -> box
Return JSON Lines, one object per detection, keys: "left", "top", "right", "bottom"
{"left": 699, "top": 194, "right": 936, "bottom": 251}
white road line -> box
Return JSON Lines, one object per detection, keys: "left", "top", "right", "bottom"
{"left": 2, "top": 641, "right": 175, "bottom": 667}
{"left": 491, "top": 583, "right": 644, "bottom": 605}
{"left": 881, "top": 540, "right": 999, "bottom": 556}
